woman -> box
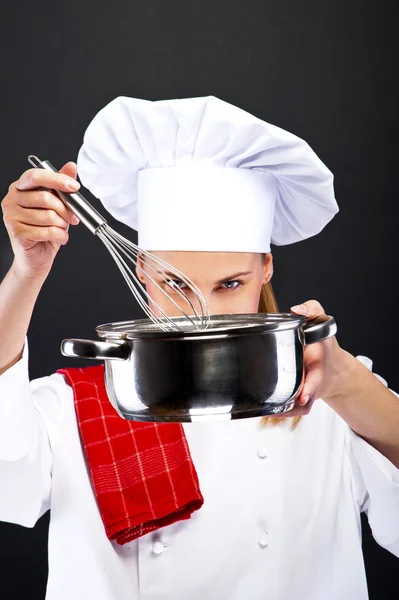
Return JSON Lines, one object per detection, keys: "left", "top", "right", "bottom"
{"left": 0, "top": 96, "right": 398, "bottom": 600}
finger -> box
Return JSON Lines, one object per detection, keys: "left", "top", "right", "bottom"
{"left": 266, "top": 395, "right": 317, "bottom": 419}
{"left": 281, "top": 395, "right": 318, "bottom": 417}
{"left": 14, "top": 223, "right": 69, "bottom": 246}
{"left": 15, "top": 190, "right": 79, "bottom": 225}
{"left": 14, "top": 206, "right": 70, "bottom": 230}
{"left": 59, "top": 161, "right": 78, "bottom": 180}
{"left": 297, "top": 362, "right": 323, "bottom": 406}
{"left": 15, "top": 167, "right": 80, "bottom": 193}
{"left": 290, "top": 299, "right": 325, "bottom": 319}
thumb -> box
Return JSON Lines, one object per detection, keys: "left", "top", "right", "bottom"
{"left": 59, "top": 161, "right": 78, "bottom": 180}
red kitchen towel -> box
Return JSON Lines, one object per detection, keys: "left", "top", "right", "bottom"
{"left": 57, "top": 365, "right": 203, "bottom": 545}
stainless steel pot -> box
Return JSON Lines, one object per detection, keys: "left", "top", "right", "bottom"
{"left": 61, "top": 313, "right": 337, "bottom": 422}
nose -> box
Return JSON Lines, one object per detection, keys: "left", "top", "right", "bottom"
{"left": 192, "top": 293, "right": 226, "bottom": 317}
{"left": 179, "top": 290, "right": 216, "bottom": 318}
{"left": 189, "top": 291, "right": 213, "bottom": 317}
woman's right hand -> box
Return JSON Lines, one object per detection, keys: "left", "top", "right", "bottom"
{"left": 1, "top": 162, "right": 81, "bottom": 280}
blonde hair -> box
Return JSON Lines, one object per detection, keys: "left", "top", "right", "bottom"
{"left": 257, "top": 277, "right": 302, "bottom": 430}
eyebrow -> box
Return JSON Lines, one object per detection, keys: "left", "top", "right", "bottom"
{"left": 153, "top": 270, "right": 253, "bottom": 284}
{"left": 214, "top": 271, "right": 253, "bottom": 285}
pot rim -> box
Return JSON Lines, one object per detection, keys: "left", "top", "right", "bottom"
{"left": 95, "top": 313, "right": 308, "bottom": 341}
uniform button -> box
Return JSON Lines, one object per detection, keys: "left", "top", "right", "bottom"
{"left": 258, "top": 532, "right": 270, "bottom": 548}
{"left": 257, "top": 447, "right": 268, "bottom": 459}
{"left": 152, "top": 541, "right": 165, "bottom": 555}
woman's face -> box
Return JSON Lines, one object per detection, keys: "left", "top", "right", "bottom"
{"left": 138, "top": 251, "right": 273, "bottom": 317}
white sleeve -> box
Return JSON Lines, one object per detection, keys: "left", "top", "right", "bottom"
{"left": 346, "top": 355, "right": 399, "bottom": 557}
{"left": 0, "top": 341, "right": 53, "bottom": 527}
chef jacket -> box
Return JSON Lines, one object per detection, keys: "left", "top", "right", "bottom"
{"left": 0, "top": 342, "right": 398, "bottom": 600}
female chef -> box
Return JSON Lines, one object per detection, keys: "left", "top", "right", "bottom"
{"left": 0, "top": 96, "right": 398, "bottom": 600}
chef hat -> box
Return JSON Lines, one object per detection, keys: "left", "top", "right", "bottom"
{"left": 77, "top": 96, "right": 338, "bottom": 252}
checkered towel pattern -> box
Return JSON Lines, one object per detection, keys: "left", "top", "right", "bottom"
{"left": 57, "top": 366, "right": 204, "bottom": 545}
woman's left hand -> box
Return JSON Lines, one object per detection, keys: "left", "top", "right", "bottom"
{"left": 281, "top": 300, "right": 348, "bottom": 417}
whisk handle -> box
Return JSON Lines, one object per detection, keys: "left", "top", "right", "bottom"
{"left": 27, "top": 155, "right": 107, "bottom": 234}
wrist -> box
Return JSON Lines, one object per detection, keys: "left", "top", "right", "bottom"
{"left": 10, "top": 260, "right": 49, "bottom": 288}
{"left": 323, "top": 347, "right": 361, "bottom": 404}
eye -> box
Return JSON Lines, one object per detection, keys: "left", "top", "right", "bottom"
{"left": 219, "top": 280, "right": 242, "bottom": 291}
{"left": 166, "top": 278, "right": 188, "bottom": 291}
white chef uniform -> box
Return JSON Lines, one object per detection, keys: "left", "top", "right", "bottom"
{"left": 1, "top": 95, "right": 398, "bottom": 599}
{"left": 0, "top": 346, "right": 398, "bottom": 600}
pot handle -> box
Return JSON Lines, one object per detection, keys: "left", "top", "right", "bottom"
{"left": 61, "top": 339, "right": 130, "bottom": 361}
{"left": 302, "top": 315, "right": 337, "bottom": 346}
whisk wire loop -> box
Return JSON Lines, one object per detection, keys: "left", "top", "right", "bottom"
{"left": 98, "top": 228, "right": 181, "bottom": 332}
{"left": 98, "top": 226, "right": 210, "bottom": 332}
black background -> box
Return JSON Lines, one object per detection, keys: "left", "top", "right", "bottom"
{"left": 0, "top": 0, "right": 398, "bottom": 597}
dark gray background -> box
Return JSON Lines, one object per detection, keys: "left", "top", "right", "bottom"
{"left": 0, "top": 0, "right": 398, "bottom": 597}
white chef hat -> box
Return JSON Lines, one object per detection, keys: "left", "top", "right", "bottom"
{"left": 77, "top": 96, "right": 338, "bottom": 252}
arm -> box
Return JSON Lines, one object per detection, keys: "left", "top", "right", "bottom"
{"left": 287, "top": 300, "right": 399, "bottom": 468}
{"left": 323, "top": 350, "right": 399, "bottom": 468}
{"left": 0, "top": 164, "right": 80, "bottom": 375}
{"left": 0, "top": 264, "right": 45, "bottom": 374}
{"left": 0, "top": 162, "right": 80, "bottom": 525}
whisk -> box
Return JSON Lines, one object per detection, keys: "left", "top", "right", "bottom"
{"left": 27, "top": 156, "right": 210, "bottom": 332}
